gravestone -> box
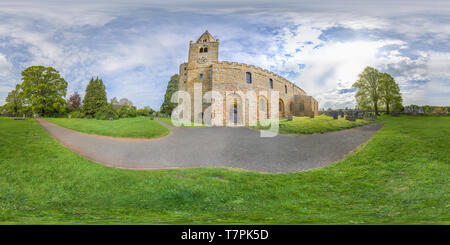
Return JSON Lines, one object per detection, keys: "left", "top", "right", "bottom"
{"left": 287, "top": 115, "right": 293, "bottom": 121}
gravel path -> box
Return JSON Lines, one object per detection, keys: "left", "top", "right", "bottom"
{"left": 36, "top": 118, "right": 382, "bottom": 173}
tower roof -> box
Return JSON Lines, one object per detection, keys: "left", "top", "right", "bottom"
{"left": 196, "top": 30, "right": 215, "bottom": 43}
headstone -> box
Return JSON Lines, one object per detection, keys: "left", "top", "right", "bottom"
{"left": 108, "top": 117, "right": 114, "bottom": 120}
{"left": 287, "top": 115, "right": 293, "bottom": 121}
{"left": 68, "top": 114, "right": 72, "bottom": 119}
{"left": 332, "top": 111, "right": 338, "bottom": 120}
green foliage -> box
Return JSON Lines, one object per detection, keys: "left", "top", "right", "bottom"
{"left": 5, "top": 87, "right": 23, "bottom": 116}
{"left": 95, "top": 104, "right": 119, "bottom": 120}
{"left": 119, "top": 105, "right": 137, "bottom": 118}
{"left": 82, "top": 77, "right": 108, "bottom": 117}
{"left": 160, "top": 74, "right": 179, "bottom": 115}
{"left": 18, "top": 66, "right": 68, "bottom": 116}
{"left": 46, "top": 116, "right": 169, "bottom": 138}
{"left": 252, "top": 114, "right": 368, "bottom": 134}
{"left": 137, "top": 106, "right": 154, "bottom": 116}
{"left": 353, "top": 67, "right": 382, "bottom": 113}
{"left": 69, "top": 111, "right": 84, "bottom": 118}
{"left": 353, "top": 67, "right": 403, "bottom": 114}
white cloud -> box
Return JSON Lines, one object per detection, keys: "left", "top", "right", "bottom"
{"left": 0, "top": 53, "right": 12, "bottom": 77}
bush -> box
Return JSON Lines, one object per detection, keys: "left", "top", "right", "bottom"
{"left": 136, "top": 107, "right": 155, "bottom": 116}
{"left": 119, "top": 105, "right": 137, "bottom": 118}
{"left": 70, "top": 111, "right": 84, "bottom": 118}
{"left": 95, "top": 105, "right": 119, "bottom": 120}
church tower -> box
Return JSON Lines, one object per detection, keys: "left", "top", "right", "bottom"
{"left": 187, "top": 30, "right": 219, "bottom": 66}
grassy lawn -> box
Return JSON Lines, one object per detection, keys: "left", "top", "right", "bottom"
{"left": 252, "top": 114, "right": 369, "bottom": 134}
{"left": 0, "top": 115, "right": 448, "bottom": 224}
{"left": 45, "top": 117, "right": 170, "bottom": 139}
{"left": 158, "top": 116, "right": 204, "bottom": 127}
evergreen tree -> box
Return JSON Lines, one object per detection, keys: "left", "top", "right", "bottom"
{"left": 82, "top": 77, "right": 108, "bottom": 117}
{"left": 160, "top": 74, "right": 179, "bottom": 115}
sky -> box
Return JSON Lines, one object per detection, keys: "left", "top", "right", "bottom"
{"left": 0, "top": 0, "right": 449, "bottom": 110}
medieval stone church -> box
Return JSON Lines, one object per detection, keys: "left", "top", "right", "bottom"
{"left": 178, "top": 30, "right": 319, "bottom": 125}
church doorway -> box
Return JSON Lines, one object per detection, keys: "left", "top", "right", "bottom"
{"left": 279, "top": 99, "right": 285, "bottom": 118}
{"left": 233, "top": 101, "right": 238, "bottom": 124}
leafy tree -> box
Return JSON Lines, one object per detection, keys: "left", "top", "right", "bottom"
{"left": 137, "top": 106, "right": 154, "bottom": 116}
{"left": 5, "top": 87, "right": 23, "bottom": 116}
{"left": 379, "top": 73, "right": 402, "bottom": 113}
{"left": 160, "top": 74, "right": 179, "bottom": 115}
{"left": 67, "top": 92, "right": 82, "bottom": 112}
{"left": 352, "top": 67, "right": 382, "bottom": 115}
{"left": 119, "top": 105, "right": 137, "bottom": 118}
{"left": 82, "top": 77, "right": 107, "bottom": 118}
{"left": 19, "top": 66, "right": 67, "bottom": 116}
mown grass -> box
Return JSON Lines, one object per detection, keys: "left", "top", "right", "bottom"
{"left": 45, "top": 117, "right": 170, "bottom": 139}
{"left": 252, "top": 114, "right": 369, "bottom": 134}
{"left": 158, "top": 117, "right": 205, "bottom": 127}
{"left": 0, "top": 115, "right": 448, "bottom": 224}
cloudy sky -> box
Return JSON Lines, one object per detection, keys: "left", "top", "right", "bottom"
{"left": 0, "top": 0, "right": 449, "bottom": 109}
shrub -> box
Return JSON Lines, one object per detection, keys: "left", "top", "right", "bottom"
{"left": 119, "top": 105, "right": 137, "bottom": 118}
{"left": 136, "top": 107, "right": 155, "bottom": 116}
{"left": 95, "top": 105, "right": 119, "bottom": 120}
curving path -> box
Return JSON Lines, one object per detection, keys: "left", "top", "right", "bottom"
{"left": 36, "top": 118, "right": 382, "bottom": 173}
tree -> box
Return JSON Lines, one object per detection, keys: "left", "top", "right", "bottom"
{"left": 378, "top": 73, "right": 402, "bottom": 113}
{"left": 352, "top": 67, "right": 382, "bottom": 115}
{"left": 5, "top": 86, "right": 23, "bottom": 116}
{"left": 160, "top": 74, "right": 179, "bottom": 115}
{"left": 67, "top": 92, "right": 82, "bottom": 112}
{"left": 119, "top": 98, "right": 133, "bottom": 106}
{"left": 19, "top": 66, "right": 67, "bottom": 116}
{"left": 82, "top": 77, "right": 107, "bottom": 117}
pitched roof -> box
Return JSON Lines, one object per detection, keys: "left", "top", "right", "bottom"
{"left": 196, "top": 30, "right": 215, "bottom": 43}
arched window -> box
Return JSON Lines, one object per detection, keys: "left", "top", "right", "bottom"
{"left": 199, "top": 73, "right": 203, "bottom": 80}
{"left": 285, "top": 85, "right": 287, "bottom": 93}
{"left": 246, "top": 72, "right": 252, "bottom": 84}
{"left": 204, "top": 47, "right": 208, "bottom": 53}
{"left": 260, "top": 98, "right": 265, "bottom": 111}
{"left": 200, "top": 47, "right": 204, "bottom": 53}
{"left": 269, "top": 78, "right": 273, "bottom": 89}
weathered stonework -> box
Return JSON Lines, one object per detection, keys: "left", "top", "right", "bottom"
{"left": 178, "top": 30, "right": 319, "bottom": 125}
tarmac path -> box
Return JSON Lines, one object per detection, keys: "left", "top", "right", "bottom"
{"left": 36, "top": 118, "right": 382, "bottom": 173}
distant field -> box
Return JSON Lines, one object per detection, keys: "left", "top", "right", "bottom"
{"left": 45, "top": 117, "right": 170, "bottom": 138}
{"left": 252, "top": 114, "right": 369, "bottom": 134}
{"left": 0, "top": 115, "right": 448, "bottom": 224}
